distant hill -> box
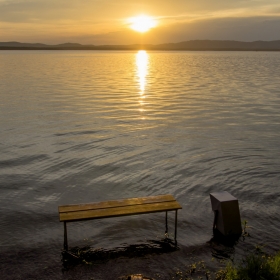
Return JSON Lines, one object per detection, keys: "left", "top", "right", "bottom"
{"left": 156, "top": 40, "right": 280, "bottom": 51}
{"left": 1, "top": 40, "right": 280, "bottom": 51}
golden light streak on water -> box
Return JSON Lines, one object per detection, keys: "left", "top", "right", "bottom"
{"left": 136, "top": 50, "right": 149, "bottom": 119}
{"left": 136, "top": 50, "right": 149, "bottom": 95}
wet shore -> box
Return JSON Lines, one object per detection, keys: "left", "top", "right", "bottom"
{"left": 0, "top": 230, "right": 265, "bottom": 280}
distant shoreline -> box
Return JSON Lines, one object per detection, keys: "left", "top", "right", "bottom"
{"left": 1, "top": 40, "right": 280, "bottom": 51}
{"left": 1, "top": 48, "right": 280, "bottom": 51}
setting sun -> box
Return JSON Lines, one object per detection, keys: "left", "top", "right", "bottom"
{"left": 128, "top": 15, "right": 157, "bottom": 33}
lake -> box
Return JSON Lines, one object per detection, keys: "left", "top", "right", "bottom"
{"left": 0, "top": 50, "right": 280, "bottom": 279}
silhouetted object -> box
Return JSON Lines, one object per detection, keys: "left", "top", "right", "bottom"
{"left": 59, "top": 194, "right": 182, "bottom": 250}
{"left": 210, "top": 191, "right": 242, "bottom": 235}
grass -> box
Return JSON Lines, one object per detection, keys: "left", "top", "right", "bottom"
{"left": 171, "top": 249, "right": 280, "bottom": 280}
{"left": 216, "top": 251, "right": 280, "bottom": 280}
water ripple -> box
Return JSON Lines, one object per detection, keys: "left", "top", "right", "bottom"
{"left": 0, "top": 50, "right": 280, "bottom": 260}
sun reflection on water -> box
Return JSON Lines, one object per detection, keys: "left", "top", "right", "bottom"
{"left": 136, "top": 50, "right": 149, "bottom": 95}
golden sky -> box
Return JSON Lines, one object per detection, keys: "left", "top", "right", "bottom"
{"left": 0, "top": 0, "right": 280, "bottom": 44}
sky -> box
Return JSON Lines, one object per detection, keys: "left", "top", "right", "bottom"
{"left": 0, "top": 0, "right": 280, "bottom": 44}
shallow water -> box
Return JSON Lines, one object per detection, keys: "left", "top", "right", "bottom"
{"left": 0, "top": 50, "right": 280, "bottom": 279}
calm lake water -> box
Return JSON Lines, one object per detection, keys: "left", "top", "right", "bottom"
{"left": 0, "top": 50, "right": 280, "bottom": 279}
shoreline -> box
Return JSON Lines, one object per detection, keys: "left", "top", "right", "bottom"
{"left": 1, "top": 39, "right": 280, "bottom": 51}
{"left": 1, "top": 47, "right": 280, "bottom": 51}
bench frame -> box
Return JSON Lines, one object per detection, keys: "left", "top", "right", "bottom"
{"left": 59, "top": 194, "right": 182, "bottom": 250}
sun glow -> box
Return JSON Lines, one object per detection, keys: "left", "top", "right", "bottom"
{"left": 129, "top": 15, "right": 157, "bottom": 33}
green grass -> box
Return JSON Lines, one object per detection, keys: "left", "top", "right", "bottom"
{"left": 217, "top": 251, "right": 280, "bottom": 280}
{"left": 170, "top": 250, "right": 280, "bottom": 280}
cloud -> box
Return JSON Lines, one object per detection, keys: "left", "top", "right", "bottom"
{"left": 1, "top": 0, "right": 280, "bottom": 43}
{"left": 1, "top": 16, "right": 280, "bottom": 44}
{"left": 87, "top": 16, "right": 280, "bottom": 45}
{"left": 1, "top": 0, "right": 280, "bottom": 23}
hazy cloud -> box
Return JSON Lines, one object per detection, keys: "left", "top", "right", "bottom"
{"left": 89, "top": 16, "right": 280, "bottom": 44}
{"left": 1, "top": 0, "right": 280, "bottom": 43}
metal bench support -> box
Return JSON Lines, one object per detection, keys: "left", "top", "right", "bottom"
{"left": 165, "top": 211, "right": 168, "bottom": 234}
{"left": 175, "top": 210, "right": 178, "bottom": 246}
{"left": 64, "top": 222, "right": 68, "bottom": 251}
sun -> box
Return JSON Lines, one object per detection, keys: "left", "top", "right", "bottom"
{"left": 128, "top": 15, "right": 157, "bottom": 33}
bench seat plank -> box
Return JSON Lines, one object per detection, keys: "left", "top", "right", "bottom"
{"left": 60, "top": 200, "right": 181, "bottom": 222}
{"left": 59, "top": 194, "right": 176, "bottom": 214}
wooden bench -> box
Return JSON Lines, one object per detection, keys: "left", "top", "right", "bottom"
{"left": 58, "top": 194, "right": 182, "bottom": 250}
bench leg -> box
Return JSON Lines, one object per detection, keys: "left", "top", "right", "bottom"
{"left": 64, "top": 222, "right": 68, "bottom": 251}
{"left": 165, "top": 211, "right": 168, "bottom": 234}
{"left": 174, "top": 210, "right": 178, "bottom": 246}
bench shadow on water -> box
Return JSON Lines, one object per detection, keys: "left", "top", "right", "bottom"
{"left": 62, "top": 237, "right": 178, "bottom": 269}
